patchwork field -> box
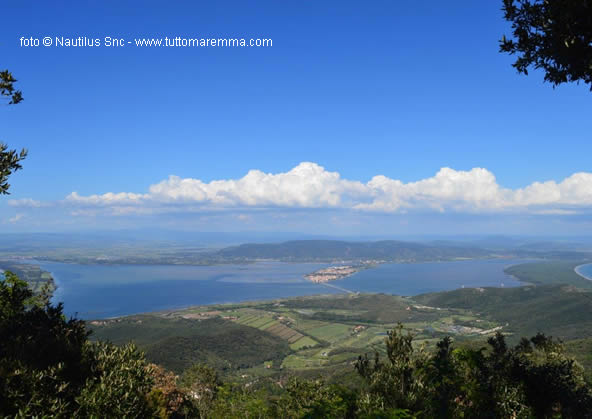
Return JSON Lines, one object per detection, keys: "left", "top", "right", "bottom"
{"left": 232, "top": 309, "right": 314, "bottom": 347}
{"left": 99, "top": 293, "right": 510, "bottom": 381}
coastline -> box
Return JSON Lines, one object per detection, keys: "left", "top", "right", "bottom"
{"left": 574, "top": 263, "right": 592, "bottom": 281}
{"left": 502, "top": 260, "right": 541, "bottom": 287}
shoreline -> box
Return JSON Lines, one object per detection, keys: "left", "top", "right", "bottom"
{"left": 574, "top": 263, "right": 592, "bottom": 281}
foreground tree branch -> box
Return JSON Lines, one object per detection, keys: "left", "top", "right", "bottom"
{"left": 500, "top": 0, "right": 592, "bottom": 90}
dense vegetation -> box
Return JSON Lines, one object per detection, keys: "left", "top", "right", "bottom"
{"left": 505, "top": 261, "right": 592, "bottom": 289}
{"left": 415, "top": 284, "right": 592, "bottom": 341}
{"left": 500, "top": 0, "right": 592, "bottom": 90}
{"left": 0, "top": 70, "right": 27, "bottom": 195}
{"left": 91, "top": 316, "right": 291, "bottom": 374}
{"left": 0, "top": 261, "right": 55, "bottom": 295}
{"left": 0, "top": 272, "right": 198, "bottom": 417}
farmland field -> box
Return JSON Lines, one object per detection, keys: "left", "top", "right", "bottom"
{"left": 89, "top": 292, "right": 514, "bottom": 381}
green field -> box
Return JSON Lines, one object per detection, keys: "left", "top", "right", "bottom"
{"left": 88, "top": 292, "right": 508, "bottom": 381}
{"left": 290, "top": 336, "right": 318, "bottom": 350}
{"left": 306, "top": 323, "right": 352, "bottom": 343}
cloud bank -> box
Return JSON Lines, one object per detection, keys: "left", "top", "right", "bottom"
{"left": 9, "top": 162, "right": 592, "bottom": 216}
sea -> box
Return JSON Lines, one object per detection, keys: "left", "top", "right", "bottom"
{"left": 575, "top": 263, "right": 592, "bottom": 281}
{"left": 31, "top": 258, "right": 532, "bottom": 319}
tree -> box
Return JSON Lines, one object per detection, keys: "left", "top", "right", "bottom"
{"left": 279, "top": 378, "right": 356, "bottom": 419}
{"left": 1, "top": 70, "right": 27, "bottom": 195}
{"left": 0, "top": 272, "right": 91, "bottom": 416}
{"left": 0, "top": 71, "right": 23, "bottom": 104}
{"left": 0, "top": 270, "right": 181, "bottom": 417}
{"left": 355, "top": 323, "right": 429, "bottom": 414}
{"left": 500, "top": 0, "right": 592, "bottom": 90}
{"left": 75, "top": 342, "right": 159, "bottom": 418}
{"left": 147, "top": 364, "right": 198, "bottom": 418}
{"left": 356, "top": 325, "right": 592, "bottom": 418}
{"left": 179, "top": 363, "right": 220, "bottom": 417}
{"left": 510, "top": 333, "right": 592, "bottom": 418}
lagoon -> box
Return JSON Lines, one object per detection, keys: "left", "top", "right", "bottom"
{"left": 338, "top": 259, "right": 525, "bottom": 295}
{"left": 37, "top": 258, "right": 530, "bottom": 319}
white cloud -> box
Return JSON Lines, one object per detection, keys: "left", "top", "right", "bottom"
{"left": 358, "top": 167, "right": 508, "bottom": 212}
{"left": 531, "top": 209, "right": 579, "bottom": 215}
{"left": 13, "top": 163, "right": 592, "bottom": 216}
{"left": 65, "top": 191, "right": 147, "bottom": 206}
{"left": 147, "top": 162, "right": 367, "bottom": 207}
{"left": 512, "top": 173, "right": 592, "bottom": 206}
{"left": 8, "top": 213, "right": 24, "bottom": 223}
{"left": 8, "top": 198, "right": 45, "bottom": 208}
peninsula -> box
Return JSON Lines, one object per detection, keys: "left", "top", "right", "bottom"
{"left": 304, "top": 262, "right": 380, "bottom": 283}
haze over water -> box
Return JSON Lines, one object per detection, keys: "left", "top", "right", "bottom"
{"left": 39, "top": 259, "right": 529, "bottom": 319}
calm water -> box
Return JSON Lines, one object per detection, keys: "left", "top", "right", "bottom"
{"left": 42, "top": 261, "right": 334, "bottom": 319}
{"left": 33, "top": 259, "right": 531, "bottom": 319}
{"left": 338, "top": 259, "right": 526, "bottom": 295}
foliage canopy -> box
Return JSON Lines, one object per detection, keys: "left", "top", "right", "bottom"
{"left": 500, "top": 0, "right": 592, "bottom": 90}
{"left": 1, "top": 70, "right": 27, "bottom": 195}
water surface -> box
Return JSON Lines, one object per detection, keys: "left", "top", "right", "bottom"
{"left": 338, "top": 259, "right": 526, "bottom": 295}
{"left": 575, "top": 263, "right": 592, "bottom": 280}
{"left": 34, "top": 258, "right": 530, "bottom": 319}
{"left": 41, "top": 261, "right": 333, "bottom": 318}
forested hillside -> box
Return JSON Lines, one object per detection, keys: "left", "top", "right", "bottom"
{"left": 216, "top": 240, "right": 492, "bottom": 262}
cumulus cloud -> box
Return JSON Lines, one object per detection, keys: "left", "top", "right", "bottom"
{"left": 147, "top": 163, "right": 367, "bottom": 207}
{"left": 358, "top": 167, "right": 509, "bottom": 212}
{"left": 11, "top": 163, "right": 592, "bottom": 215}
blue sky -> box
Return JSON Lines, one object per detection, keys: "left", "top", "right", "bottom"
{"left": 1, "top": 1, "right": 591, "bottom": 235}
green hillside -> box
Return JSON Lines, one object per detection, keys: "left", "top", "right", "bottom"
{"left": 89, "top": 316, "right": 291, "bottom": 374}
{"left": 89, "top": 292, "right": 504, "bottom": 382}
{"left": 505, "top": 260, "right": 592, "bottom": 288}
{"left": 414, "top": 285, "right": 592, "bottom": 341}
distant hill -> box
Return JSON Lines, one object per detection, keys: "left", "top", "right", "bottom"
{"left": 215, "top": 239, "right": 492, "bottom": 262}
